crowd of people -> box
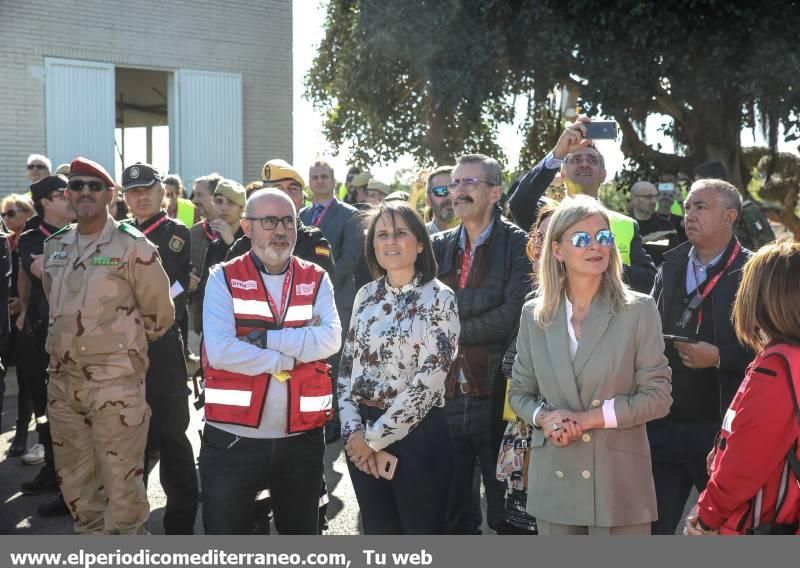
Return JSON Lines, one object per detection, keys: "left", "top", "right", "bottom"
{"left": 0, "top": 115, "right": 798, "bottom": 536}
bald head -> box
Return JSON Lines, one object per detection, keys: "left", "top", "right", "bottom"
{"left": 629, "top": 180, "right": 658, "bottom": 220}
{"left": 245, "top": 187, "right": 297, "bottom": 218}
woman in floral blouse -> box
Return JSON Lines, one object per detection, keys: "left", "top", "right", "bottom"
{"left": 338, "top": 201, "right": 460, "bottom": 534}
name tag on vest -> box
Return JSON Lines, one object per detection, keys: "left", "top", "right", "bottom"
{"left": 296, "top": 282, "right": 316, "bottom": 296}
{"left": 231, "top": 279, "right": 258, "bottom": 291}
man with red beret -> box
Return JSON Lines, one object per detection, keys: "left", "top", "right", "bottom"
{"left": 43, "top": 157, "right": 175, "bottom": 534}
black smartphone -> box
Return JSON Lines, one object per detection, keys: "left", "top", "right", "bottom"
{"left": 663, "top": 334, "right": 699, "bottom": 343}
{"left": 584, "top": 121, "right": 618, "bottom": 140}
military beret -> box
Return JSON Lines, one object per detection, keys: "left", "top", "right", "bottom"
{"left": 69, "top": 157, "right": 115, "bottom": 188}
{"left": 366, "top": 180, "right": 391, "bottom": 195}
{"left": 121, "top": 162, "right": 161, "bottom": 192}
{"left": 262, "top": 159, "right": 305, "bottom": 187}
{"left": 30, "top": 175, "right": 68, "bottom": 201}
{"left": 214, "top": 178, "right": 247, "bottom": 207}
{"left": 351, "top": 172, "right": 372, "bottom": 187}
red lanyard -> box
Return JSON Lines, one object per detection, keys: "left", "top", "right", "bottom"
{"left": 39, "top": 225, "right": 53, "bottom": 238}
{"left": 263, "top": 258, "right": 294, "bottom": 325}
{"left": 691, "top": 241, "right": 741, "bottom": 332}
{"left": 141, "top": 215, "right": 169, "bottom": 236}
{"left": 458, "top": 238, "right": 472, "bottom": 289}
{"left": 202, "top": 221, "right": 217, "bottom": 241}
{"left": 312, "top": 203, "right": 331, "bottom": 227}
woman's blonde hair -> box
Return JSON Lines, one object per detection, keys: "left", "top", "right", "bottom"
{"left": 1, "top": 193, "right": 34, "bottom": 214}
{"left": 733, "top": 240, "right": 800, "bottom": 352}
{"left": 533, "top": 195, "right": 631, "bottom": 327}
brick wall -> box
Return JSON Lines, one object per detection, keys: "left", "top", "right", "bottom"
{"left": 0, "top": 0, "right": 293, "bottom": 194}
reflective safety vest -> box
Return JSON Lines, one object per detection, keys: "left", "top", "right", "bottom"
{"left": 608, "top": 211, "right": 635, "bottom": 266}
{"left": 176, "top": 198, "right": 196, "bottom": 228}
{"left": 202, "top": 253, "right": 333, "bottom": 431}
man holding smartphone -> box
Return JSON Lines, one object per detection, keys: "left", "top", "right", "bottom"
{"left": 508, "top": 116, "right": 657, "bottom": 294}
{"left": 649, "top": 178, "right": 754, "bottom": 534}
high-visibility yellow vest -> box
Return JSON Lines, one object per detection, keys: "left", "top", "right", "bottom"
{"left": 176, "top": 198, "right": 196, "bottom": 227}
{"left": 670, "top": 200, "right": 683, "bottom": 216}
{"left": 608, "top": 211, "right": 635, "bottom": 266}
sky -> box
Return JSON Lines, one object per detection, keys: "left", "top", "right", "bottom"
{"left": 292, "top": 1, "right": 797, "bottom": 186}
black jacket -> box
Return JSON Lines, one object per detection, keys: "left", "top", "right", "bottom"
{"left": 509, "top": 157, "right": 656, "bottom": 294}
{"left": 652, "top": 238, "right": 755, "bottom": 418}
{"left": 431, "top": 214, "right": 532, "bottom": 389}
{"left": 225, "top": 219, "right": 335, "bottom": 276}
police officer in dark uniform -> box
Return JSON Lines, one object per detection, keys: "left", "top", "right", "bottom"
{"left": 17, "top": 175, "right": 75, "bottom": 516}
{"left": 122, "top": 162, "right": 198, "bottom": 534}
{"left": 225, "top": 159, "right": 334, "bottom": 276}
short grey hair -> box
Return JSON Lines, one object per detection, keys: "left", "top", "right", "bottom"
{"left": 192, "top": 172, "right": 223, "bottom": 193}
{"left": 245, "top": 187, "right": 297, "bottom": 217}
{"left": 689, "top": 178, "right": 742, "bottom": 222}
{"left": 456, "top": 154, "right": 503, "bottom": 187}
{"left": 27, "top": 153, "right": 51, "bottom": 171}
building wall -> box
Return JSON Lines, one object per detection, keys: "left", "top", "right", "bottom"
{"left": 0, "top": 0, "right": 293, "bottom": 194}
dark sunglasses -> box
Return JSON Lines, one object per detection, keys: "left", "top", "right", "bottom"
{"left": 430, "top": 185, "right": 450, "bottom": 198}
{"left": 1, "top": 209, "right": 23, "bottom": 219}
{"left": 245, "top": 215, "right": 296, "bottom": 230}
{"left": 568, "top": 229, "right": 615, "bottom": 248}
{"left": 68, "top": 180, "right": 107, "bottom": 193}
{"left": 27, "top": 164, "right": 47, "bottom": 170}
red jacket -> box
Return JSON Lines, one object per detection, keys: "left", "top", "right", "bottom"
{"left": 202, "top": 253, "right": 333, "bottom": 432}
{"left": 697, "top": 343, "right": 800, "bottom": 534}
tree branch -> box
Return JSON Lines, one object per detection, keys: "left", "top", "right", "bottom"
{"left": 617, "top": 114, "right": 685, "bottom": 171}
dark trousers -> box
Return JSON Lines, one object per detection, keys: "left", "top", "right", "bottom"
{"left": 19, "top": 330, "right": 55, "bottom": 475}
{"left": 199, "top": 425, "right": 324, "bottom": 534}
{"left": 347, "top": 406, "right": 451, "bottom": 534}
{"left": 13, "top": 328, "right": 34, "bottom": 440}
{"left": 445, "top": 389, "right": 508, "bottom": 534}
{"left": 144, "top": 328, "right": 198, "bottom": 534}
{"left": 648, "top": 418, "right": 719, "bottom": 535}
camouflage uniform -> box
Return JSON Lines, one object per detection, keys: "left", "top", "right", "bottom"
{"left": 736, "top": 199, "right": 776, "bottom": 251}
{"left": 43, "top": 216, "right": 174, "bottom": 534}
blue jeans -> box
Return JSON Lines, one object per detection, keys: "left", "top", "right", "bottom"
{"left": 445, "top": 389, "right": 508, "bottom": 534}
{"left": 648, "top": 418, "right": 719, "bottom": 535}
{"left": 199, "top": 425, "right": 324, "bottom": 534}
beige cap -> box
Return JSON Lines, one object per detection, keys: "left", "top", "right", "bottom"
{"left": 351, "top": 172, "right": 372, "bottom": 187}
{"left": 366, "top": 180, "right": 391, "bottom": 195}
{"left": 214, "top": 178, "right": 247, "bottom": 207}
{"left": 262, "top": 159, "right": 305, "bottom": 187}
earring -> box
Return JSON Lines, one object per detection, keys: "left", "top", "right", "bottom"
{"left": 418, "top": 247, "right": 423, "bottom": 253}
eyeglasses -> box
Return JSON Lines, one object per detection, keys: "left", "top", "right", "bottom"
{"left": 246, "top": 215, "right": 296, "bottom": 230}
{"left": 27, "top": 164, "right": 47, "bottom": 171}
{"left": 447, "top": 177, "right": 492, "bottom": 190}
{"left": 1, "top": 209, "right": 23, "bottom": 219}
{"left": 430, "top": 185, "right": 450, "bottom": 198}
{"left": 568, "top": 229, "right": 615, "bottom": 248}
{"left": 68, "top": 180, "right": 107, "bottom": 192}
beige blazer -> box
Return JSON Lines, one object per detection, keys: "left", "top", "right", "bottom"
{"left": 510, "top": 289, "right": 672, "bottom": 528}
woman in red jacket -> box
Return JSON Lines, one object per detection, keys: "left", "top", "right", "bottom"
{"left": 686, "top": 241, "right": 800, "bottom": 535}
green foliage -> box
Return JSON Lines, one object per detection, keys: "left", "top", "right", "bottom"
{"left": 307, "top": 0, "right": 800, "bottom": 185}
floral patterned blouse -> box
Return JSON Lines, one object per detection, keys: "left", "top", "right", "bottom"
{"left": 337, "top": 275, "right": 460, "bottom": 452}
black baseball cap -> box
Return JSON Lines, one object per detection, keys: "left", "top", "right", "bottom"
{"left": 121, "top": 162, "right": 161, "bottom": 192}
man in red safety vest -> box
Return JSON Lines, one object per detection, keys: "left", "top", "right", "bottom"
{"left": 199, "top": 187, "right": 342, "bottom": 534}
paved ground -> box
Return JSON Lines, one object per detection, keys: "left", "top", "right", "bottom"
{"left": 0, "top": 364, "right": 364, "bottom": 535}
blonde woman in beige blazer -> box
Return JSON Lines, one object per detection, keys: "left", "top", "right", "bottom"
{"left": 510, "top": 195, "right": 672, "bottom": 535}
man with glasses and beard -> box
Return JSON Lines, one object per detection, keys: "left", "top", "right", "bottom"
{"left": 43, "top": 157, "right": 174, "bottom": 534}
{"left": 431, "top": 154, "right": 532, "bottom": 534}
{"left": 425, "top": 166, "right": 457, "bottom": 235}
{"left": 199, "top": 188, "right": 341, "bottom": 534}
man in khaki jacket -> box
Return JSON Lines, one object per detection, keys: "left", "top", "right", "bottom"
{"left": 43, "top": 157, "right": 174, "bottom": 535}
